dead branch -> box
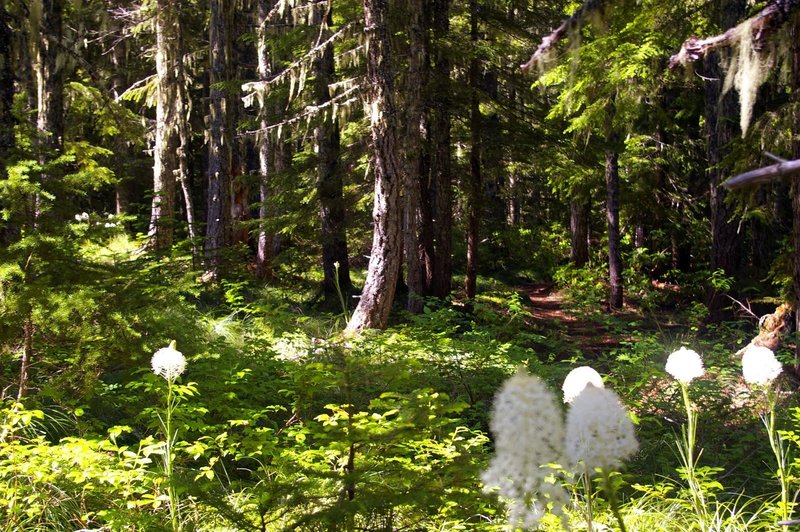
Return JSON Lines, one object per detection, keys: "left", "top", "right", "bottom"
{"left": 521, "top": 0, "right": 609, "bottom": 72}
{"left": 735, "top": 303, "right": 792, "bottom": 356}
{"left": 723, "top": 156, "right": 800, "bottom": 189}
{"left": 668, "top": 0, "right": 800, "bottom": 69}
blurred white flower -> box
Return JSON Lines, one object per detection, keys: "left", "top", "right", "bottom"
{"left": 74, "top": 212, "right": 89, "bottom": 222}
{"left": 481, "top": 368, "right": 569, "bottom": 529}
{"left": 566, "top": 385, "right": 638, "bottom": 474}
{"left": 742, "top": 345, "right": 783, "bottom": 386}
{"left": 665, "top": 347, "right": 704, "bottom": 384}
{"left": 151, "top": 342, "right": 186, "bottom": 381}
{"left": 562, "top": 366, "right": 604, "bottom": 403}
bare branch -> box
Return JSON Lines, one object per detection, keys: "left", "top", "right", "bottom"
{"left": 668, "top": 0, "right": 800, "bottom": 69}
{"left": 521, "top": 0, "right": 609, "bottom": 72}
{"left": 723, "top": 156, "right": 800, "bottom": 189}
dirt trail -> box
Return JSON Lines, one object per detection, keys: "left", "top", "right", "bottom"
{"left": 521, "top": 283, "right": 623, "bottom": 358}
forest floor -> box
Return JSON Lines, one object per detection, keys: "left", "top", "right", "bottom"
{"left": 521, "top": 282, "right": 627, "bottom": 358}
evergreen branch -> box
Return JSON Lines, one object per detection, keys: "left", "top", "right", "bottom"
{"left": 240, "top": 83, "right": 362, "bottom": 136}
{"left": 521, "top": 0, "right": 610, "bottom": 72}
{"left": 245, "top": 23, "right": 355, "bottom": 93}
{"left": 668, "top": 0, "right": 800, "bottom": 69}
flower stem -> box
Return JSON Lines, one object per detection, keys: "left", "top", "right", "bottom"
{"left": 582, "top": 470, "right": 594, "bottom": 532}
{"left": 678, "top": 382, "right": 708, "bottom": 531}
{"left": 164, "top": 379, "right": 180, "bottom": 531}
{"left": 764, "top": 390, "right": 790, "bottom": 528}
{"left": 601, "top": 470, "right": 627, "bottom": 532}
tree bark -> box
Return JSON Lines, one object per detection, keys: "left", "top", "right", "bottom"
{"left": 605, "top": 143, "right": 623, "bottom": 310}
{"left": 791, "top": 20, "right": 800, "bottom": 367}
{"left": 404, "top": 0, "right": 429, "bottom": 313}
{"left": 0, "top": 2, "right": 12, "bottom": 183}
{"left": 429, "top": 0, "right": 452, "bottom": 298}
{"left": 148, "top": 0, "right": 181, "bottom": 250}
{"left": 37, "top": 0, "right": 64, "bottom": 158}
{"left": 705, "top": 35, "right": 744, "bottom": 320}
{"left": 346, "top": 0, "right": 404, "bottom": 332}
{"left": 570, "top": 199, "right": 590, "bottom": 267}
{"left": 205, "top": 0, "right": 230, "bottom": 273}
{"left": 464, "top": 0, "right": 481, "bottom": 302}
{"left": 315, "top": 8, "right": 352, "bottom": 303}
{"left": 255, "top": 0, "right": 273, "bottom": 279}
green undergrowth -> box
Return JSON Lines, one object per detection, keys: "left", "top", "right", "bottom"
{"left": 1, "top": 242, "right": 798, "bottom": 530}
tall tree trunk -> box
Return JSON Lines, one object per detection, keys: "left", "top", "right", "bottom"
{"left": 791, "top": 18, "right": 800, "bottom": 367}
{"left": 37, "top": 0, "right": 64, "bottom": 159}
{"left": 570, "top": 199, "right": 590, "bottom": 267}
{"left": 404, "top": 0, "right": 429, "bottom": 313}
{"left": 606, "top": 147, "right": 623, "bottom": 310}
{"left": 346, "top": 0, "right": 403, "bottom": 332}
{"left": 148, "top": 0, "right": 181, "bottom": 250}
{"left": 429, "top": 0, "right": 452, "bottom": 298}
{"left": 705, "top": 1, "right": 745, "bottom": 322}
{"left": 0, "top": 2, "right": 15, "bottom": 245}
{"left": 315, "top": 6, "right": 352, "bottom": 303}
{"left": 0, "top": 2, "right": 12, "bottom": 184}
{"left": 228, "top": 3, "right": 248, "bottom": 248}
{"left": 255, "top": 0, "right": 273, "bottom": 279}
{"left": 464, "top": 0, "right": 481, "bottom": 301}
{"left": 205, "top": 0, "right": 230, "bottom": 274}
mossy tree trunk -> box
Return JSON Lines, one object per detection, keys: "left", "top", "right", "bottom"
{"left": 148, "top": 0, "right": 181, "bottom": 250}
{"left": 346, "top": 0, "right": 403, "bottom": 332}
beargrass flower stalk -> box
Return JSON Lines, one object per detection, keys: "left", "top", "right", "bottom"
{"left": 566, "top": 384, "right": 638, "bottom": 532}
{"left": 742, "top": 345, "right": 790, "bottom": 525}
{"left": 482, "top": 368, "right": 569, "bottom": 530}
{"left": 665, "top": 347, "right": 708, "bottom": 530}
{"left": 561, "top": 366, "right": 604, "bottom": 530}
{"left": 151, "top": 341, "right": 186, "bottom": 532}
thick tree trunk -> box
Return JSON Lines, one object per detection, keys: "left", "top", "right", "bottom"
{"left": 346, "top": 0, "right": 403, "bottom": 332}
{"left": 704, "top": 2, "right": 746, "bottom": 322}
{"left": 705, "top": 75, "right": 741, "bottom": 316}
{"left": 205, "top": 0, "right": 230, "bottom": 273}
{"left": 255, "top": 0, "right": 273, "bottom": 279}
{"left": 429, "top": 0, "right": 452, "bottom": 299}
{"left": 792, "top": 20, "right": 800, "bottom": 367}
{"left": 404, "top": 0, "right": 429, "bottom": 314}
{"left": 148, "top": 0, "right": 181, "bottom": 250}
{"left": 315, "top": 20, "right": 352, "bottom": 302}
{"left": 606, "top": 145, "right": 623, "bottom": 310}
{"left": 0, "top": 3, "right": 12, "bottom": 183}
{"left": 37, "top": 0, "right": 64, "bottom": 157}
{"left": 464, "top": 0, "right": 481, "bottom": 302}
{"left": 570, "top": 199, "right": 590, "bottom": 267}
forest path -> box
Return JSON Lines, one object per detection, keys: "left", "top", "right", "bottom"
{"left": 520, "top": 282, "right": 630, "bottom": 359}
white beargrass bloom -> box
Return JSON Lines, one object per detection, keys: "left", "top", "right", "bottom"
{"left": 566, "top": 385, "right": 638, "bottom": 474}
{"left": 151, "top": 343, "right": 186, "bottom": 381}
{"left": 665, "top": 346, "right": 704, "bottom": 384}
{"left": 742, "top": 345, "right": 783, "bottom": 386}
{"left": 562, "top": 366, "right": 604, "bottom": 403}
{"left": 481, "top": 368, "right": 569, "bottom": 529}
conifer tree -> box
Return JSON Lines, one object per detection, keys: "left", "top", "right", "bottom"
{"left": 346, "top": 0, "right": 404, "bottom": 332}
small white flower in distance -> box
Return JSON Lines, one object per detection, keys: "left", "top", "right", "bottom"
{"left": 562, "top": 366, "right": 604, "bottom": 403}
{"left": 665, "top": 346, "right": 704, "bottom": 384}
{"left": 566, "top": 385, "right": 638, "bottom": 473}
{"left": 481, "top": 367, "right": 569, "bottom": 529}
{"left": 742, "top": 345, "right": 782, "bottom": 386}
{"left": 151, "top": 341, "right": 186, "bottom": 381}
